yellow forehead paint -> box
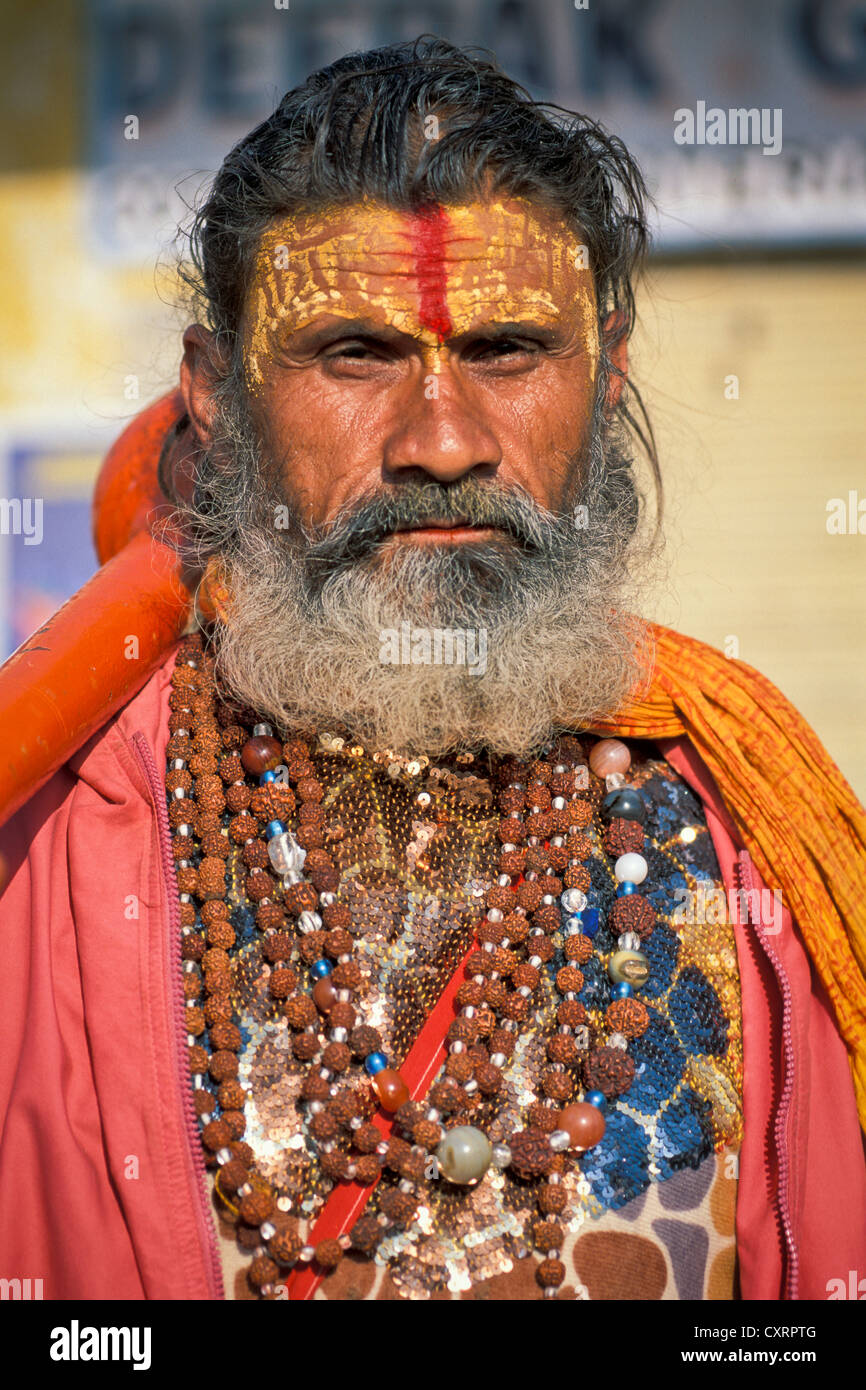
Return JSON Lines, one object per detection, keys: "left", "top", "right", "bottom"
{"left": 243, "top": 198, "right": 597, "bottom": 389}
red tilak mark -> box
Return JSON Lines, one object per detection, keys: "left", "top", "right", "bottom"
{"left": 408, "top": 205, "right": 453, "bottom": 343}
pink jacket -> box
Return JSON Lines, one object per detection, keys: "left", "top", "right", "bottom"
{"left": 1, "top": 642, "right": 864, "bottom": 1300}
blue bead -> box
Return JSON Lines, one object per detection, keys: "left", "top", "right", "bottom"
{"left": 586, "top": 1090, "right": 606, "bottom": 1109}
{"left": 310, "top": 959, "right": 332, "bottom": 980}
{"left": 582, "top": 908, "right": 600, "bottom": 939}
{"left": 364, "top": 1052, "right": 388, "bottom": 1076}
{"left": 616, "top": 882, "right": 636, "bottom": 896}
{"left": 265, "top": 819, "right": 285, "bottom": 840}
{"left": 612, "top": 981, "right": 633, "bottom": 999}
{"left": 259, "top": 770, "right": 276, "bottom": 784}
{"left": 601, "top": 787, "right": 646, "bottom": 824}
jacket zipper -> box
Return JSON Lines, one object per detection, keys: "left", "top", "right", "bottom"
{"left": 737, "top": 848, "right": 799, "bottom": 1300}
{"left": 132, "top": 730, "right": 225, "bottom": 1300}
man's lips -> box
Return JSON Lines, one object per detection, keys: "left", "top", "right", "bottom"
{"left": 388, "top": 518, "right": 504, "bottom": 545}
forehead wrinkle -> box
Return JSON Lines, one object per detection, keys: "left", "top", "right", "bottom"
{"left": 243, "top": 199, "right": 597, "bottom": 388}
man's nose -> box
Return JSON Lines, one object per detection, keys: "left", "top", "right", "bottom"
{"left": 382, "top": 368, "right": 502, "bottom": 483}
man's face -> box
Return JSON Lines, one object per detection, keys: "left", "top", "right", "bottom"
{"left": 238, "top": 195, "right": 600, "bottom": 543}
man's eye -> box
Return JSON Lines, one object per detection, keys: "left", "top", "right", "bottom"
{"left": 326, "top": 342, "right": 379, "bottom": 359}
{"left": 474, "top": 339, "right": 538, "bottom": 360}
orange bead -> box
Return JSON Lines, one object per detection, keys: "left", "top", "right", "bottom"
{"left": 557, "top": 1102, "right": 606, "bottom": 1152}
{"left": 371, "top": 1068, "right": 410, "bottom": 1113}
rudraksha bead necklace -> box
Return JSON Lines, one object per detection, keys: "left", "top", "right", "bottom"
{"left": 169, "top": 633, "right": 654, "bottom": 1299}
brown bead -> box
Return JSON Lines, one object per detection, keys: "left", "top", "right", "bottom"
{"left": 245, "top": 871, "right": 273, "bottom": 902}
{"left": 350, "top": 1215, "right": 381, "bottom": 1252}
{"left": 498, "top": 817, "right": 524, "bottom": 844}
{"left": 500, "top": 992, "right": 529, "bottom": 1021}
{"left": 526, "top": 1101, "right": 558, "bottom": 1133}
{"left": 564, "top": 934, "right": 593, "bottom": 965}
{"left": 532, "top": 1219, "right": 564, "bottom": 1253}
{"left": 207, "top": 919, "right": 236, "bottom": 950}
{"left": 224, "top": 782, "right": 251, "bottom": 813}
{"left": 354, "top": 1122, "right": 382, "bottom": 1154}
{"left": 312, "top": 977, "right": 337, "bottom": 1013}
{"left": 475, "top": 1064, "right": 502, "bottom": 1096}
{"left": 564, "top": 864, "right": 591, "bottom": 892}
{"left": 298, "top": 932, "right": 326, "bottom": 962}
{"left": 515, "top": 881, "right": 542, "bottom": 911}
{"left": 321, "top": 1151, "right": 351, "bottom": 1180}
{"left": 349, "top": 1025, "right": 382, "bottom": 1058}
{"left": 547, "top": 1035, "right": 580, "bottom": 1066}
{"left": 284, "top": 881, "right": 319, "bottom": 915}
{"left": 240, "top": 735, "right": 282, "bottom": 776}
{"left": 538, "top": 1182, "right": 568, "bottom": 1215}
{"left": 456, "top": 980, "right": 484, "bottom": 1008}
{"left": 247, "top": 1254, "right": 279, "bottom": 1289}
{"left": 383, "top": 1137, "right": 411, "bottom": 1171}
{"left": 483, "top": 979, "right": 507, "bottom": 1009}
{"left": 556, "top": 966, "right": 584, "bottom": 994}
{"left": 379, "top": 1189, "right": 417, "bottom": 1227}
{"left": 296, "top": 824, "right": 324, "bottom": 850}
{"left": 239, "top": 1189, "right": 274, "bottom": 1225}
{"left": 262, "top": 931, "right": 293, "bottom": 962}
{"left": 187, "top": 1045, "right": 209, "bottom": 1075}
{"left": 330, "top": 1090, "right": 362, "bottom": 1127}
{"left": 218, "top": 1080, "right": 245, "bottom": 1110}
{"left": 300, "top": 1074, "right": 330, "bottom": 1102}
{"left": 185, "top": 1005, "right": 205, "bottom": 1036}
{"left": 557, "top": 999, "right": 587, "bottom": 1028}
{"left": 605, "top": 997, "right": 650, "bottom": 1039}
{"left": 541, "top": 1068, "right": 573, "bottom": 1102}
{"left": 183, "top": 973, "right": 201, "bottom": 1002}
{"left": 218, "top": 1159, "right": 248, "bottom": 1193}
{"left": 531, "top": 904, "right": 560, "bottom": 933}
{"left": 284, "top": 995, "right": 318, "bottom": 1029}
{"left": 223, "top": 1109, "right": 246, "bottom": 1140}
{"left": 178, "top": 900, "right": 198, "bottom": 928}
{"left": 324, "top": 929, "right": 353, "bottom": 957}
{"left": 609, "top": 893, "right": 655, "bottom": 940}
{"left": 310, "top": 1111, "right": 340, "bottom": 1142}
{"left": 315, "top": 1238, "right": 343, "bottom": 1270}
{"left": 194, "top": 1089, "right": 216, "bottom": 1117}
{"left": 322, "top": 902, "right": 351, "bottom": 929}
{"left": 208, "top": 1050, "right": 239, "bottom": 1084}
{"left": 210, "top": 1021, "right": 241, "bottom": 1051}
{"left": 354, "top": 1154, "right": 381, "bottom": 1185}
{"left": 332, "top": 961, "right": 362, "bottom": 989}
{"left": 488, "top": 1027, "right": 516, "bottom": 1057}
{"left": 499, "top": 849, "right": 526, "bottom": 876}
{"left": 536, "top": 1258, "right": 566, "bottom": 1289}
{"left": 328, "top": 1001, "right": 356, "bottom": 1030}
{"left": 322, "top": 1042, "right": 351, "bottom": 1072}
{"left": 429, "top": 1080, "right": 464, "bottom": 1113}
{"left": 293, "top": 1032, "right": 321, "bottom": 1061}
{"left": 585, "top": 1046, "right": 635, "bottom": 1099}
{"left": 531, "top": 936, "right": 555, "bottom": 963}
{"left": 508, "top": 1127, "right": 554, "bottom": 1179}
{"left": 413, "top": 1120, "right": 443, "bottom": 1149}
{"left": 269, "top": 1228, "right": 302, "bottom": 1265}
{"left": 557, "top": 1102, "right": 606, "bottom": 1152}
{"left": 477, "top": 920, "right": 505, "bottom": 945}
{"left": 445, "top": 1053, "right": 474, "bottom": 1083}
{"left": 512, "top": 963, "right": 540, "bottom": 990}
{"left": 241, "top": 839, "right": 269, "bottom": 869}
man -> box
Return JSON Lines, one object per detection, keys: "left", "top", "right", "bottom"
{"left": 1, "top": 37, "right": 864, "bottom": 1302}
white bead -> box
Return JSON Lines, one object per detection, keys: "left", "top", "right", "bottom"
{"left": 282, "top": 870, "right": 302, "bottom": 887}
{"left": 618, "top": 931, "right": 641, "bottom": 952}
{"left": 552, "top": 796, "right": 566, "bottom": 810}
{"left": 549, "top": 1130, "right": 571, "bottom": 1152}
{"left": 268, "top": 831, "right": 306, "bottom": 875}
{"left": 253, "top": 723, "right": 274, "bottom": 737}
{"left": 541, "top": 894, "right": 556, "bottom": 906}
{"left": 260, "top": 1221, "right": 276, "bottom": 1240}
{"left": 502, "top": 843, "right": 517, "bottom": 853}
{"left": 299, "top": 1246, "right": 315, "bottom": 1262}
{"left": 609, "top": 1032, "right": 628, "bottom": 1049}
{"left": 491, "top": 1143, "right": 512, "bottom": 1168}
{"left": 332, "top": 1027, "right": 348, "bottom": 1042}
{"left": 564, "top": 915, "right": 582, "bottom": 933}
{"left": 490, "top": 1052, "right": 506, "bottom": 1067}
{"left": 487, "top": 908, "right": 503, "bottom": 923}
{"left": 561, "top": 888, "right": 587, "bottom": 913}
{"left": 615, "top": 853, "right": 647, "bottom": 884}
{"left": 497, "top": 875, "right": 511, "bottom": 887}
{"left": 298, "top": 910, "right": 322, "bottom": 933}
{"left": 216, "top": 1147, "right": 233, "bottom": 1164}
{"left": 605, "top": 772, "right": 627, "bottom": 791}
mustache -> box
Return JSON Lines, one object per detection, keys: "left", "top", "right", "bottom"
{"left": 302, "top": 477, "right": 560, "bottom": 569}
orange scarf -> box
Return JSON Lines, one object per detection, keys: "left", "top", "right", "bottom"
{"left": 587, "top": 622, "right": 866, "bottom": 1130}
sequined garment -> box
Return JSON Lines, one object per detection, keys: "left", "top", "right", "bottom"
{"left": 172, "top": 734, "right": 743, "bottom": 1299}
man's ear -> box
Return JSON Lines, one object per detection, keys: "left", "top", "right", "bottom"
{"left": 180, "top": 324, "right": 228, "bottom": 447}
{"left": 601, "top": 309, "right": 629, "bottom": 414}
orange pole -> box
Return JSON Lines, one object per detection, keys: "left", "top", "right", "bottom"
{"left": 0, "top": 391, "right": 194, "bottom": 830}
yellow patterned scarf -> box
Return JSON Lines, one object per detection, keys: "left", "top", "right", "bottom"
{"left": 586, "top": 622, "right": 866, "bottom": 1130}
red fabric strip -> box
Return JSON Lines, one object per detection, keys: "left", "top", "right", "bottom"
{"left": 408, "top": 205, "right": 453, "bottom": 343}
{"left": 284, "top": 939, "right": 477, "bottom": 1300}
